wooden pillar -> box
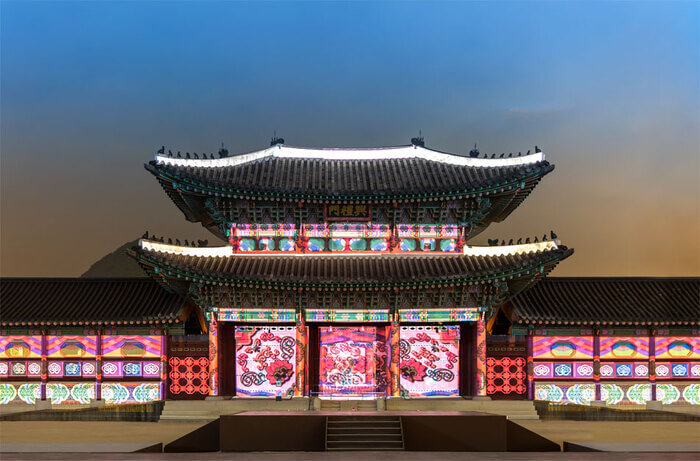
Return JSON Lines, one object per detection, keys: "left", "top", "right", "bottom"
{"left": 96, "top": 332, "right": 103, "bottom": 401}
{"left": 389, "top": 321, "right": 400, "bottom": 397}
{"left": 475, "top": 317, "right": 487, "bottom": 396}
{"left": 208, "top": 313, "right": 219, "bottom": 397}
{"left": 295, "top": 319, "right": 307, "bottom": 397}
{"left": 40, "top": 333, "right": 47, "bottom": 401}
{"left": 593, "top": 332, "right": 601, "bottom": 401}
{"left": 160, "top": 334, "right": 168, "bottom": 400}
{"left": 526, "top": 334, "right": 534, "bottom": 400}
{"left": 649, "top": 332, "right": 656, "bottom": 401}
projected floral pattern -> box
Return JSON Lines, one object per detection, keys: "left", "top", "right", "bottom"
{"left": 235, "top": 326, "right": 296, "bottom": 397}
{"left": 399, "top": 326, "right": 459, "bottom": 397}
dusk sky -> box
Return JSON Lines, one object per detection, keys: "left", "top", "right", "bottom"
{"left": 1, "top": 1, "right": 698, "bottom": 277}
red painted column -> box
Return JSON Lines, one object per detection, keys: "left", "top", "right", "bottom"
{"left": 96, "top": 332, "right": 103, "bottom": 401}
{"left": 160, "top": 334, "right": 167, "bottom": 400}
{"left": 208, "top": 313, "right": 219, "bottom": 397}
{"left": 649, "top": 333, "right": 656, "bottom": 401}
{"left": 475, "top": 317, "right": 487, "bottom": 396}
{"left": 593, "top": 332, "right": 601, "bottom": 401}
{"left": 389, "top": 321, "right": 400, "bottom": 397}
{"left": 40, "top": 333, "right": 47, "bottom": 401}
{"left": 294, "top": 318, "right": 307, "bottom": 397}
{"left": 526, "top": 334, "right": 534, "bottom": 400}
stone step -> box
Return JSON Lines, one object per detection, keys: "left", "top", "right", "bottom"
{"left": 327, "top": 440, "right": 403, "bottom": 450}
{"left": 327, "top": 434, "right": 403, "bottom": 442}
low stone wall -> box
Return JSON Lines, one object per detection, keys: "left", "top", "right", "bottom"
{"left": 533, "top": 401, "right": 700, "bottom": 421}
{"left": 0, "top": 401, "right": 165, "bottom": 422}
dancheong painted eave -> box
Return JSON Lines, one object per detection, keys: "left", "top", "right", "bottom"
{"left": 146, "top": 143, "right": 554, "bottom": 202}
{"left": 130, "top": 238, "right": 573, "bottom": 290}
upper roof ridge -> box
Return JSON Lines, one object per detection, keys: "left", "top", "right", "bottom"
{"left": 153, "top": 144, "right": 546, "bottom": 169}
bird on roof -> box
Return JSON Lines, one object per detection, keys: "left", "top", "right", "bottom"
{"left": 550, "top": 230, "right": 558, "bottom": 239}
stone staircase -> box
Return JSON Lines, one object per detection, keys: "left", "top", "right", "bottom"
{"left": 326, "top": 415, "right": 403, "bottom": 451}
{"left": 159, "top": 398, "right": 309, "bottom": 421}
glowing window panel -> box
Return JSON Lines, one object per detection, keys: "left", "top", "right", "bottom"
{"left": 168, "top": 356, "right": 210, "bottom": 396}
{"left": 0, "top": 336, "right": 42, "bottom": 359}
{"left": 398, "top": 308, "right": 480, "bottom": 322}
{"left": 305, "top": 309, "right": 389, "bottom": 323}
{"left": 217, "top": 308, "right": 295, "bottom": 323}
{"left": 399, "top": 326, "right": 459, "bottom": 397}
{"left": 235, "top": 326, "right": 297, "bottom": 398}
{"left": 599, "top": 337, "right": 649, "bottom": 359}
{"left": 47, "top": 361, "right": 96, "bottom": 379}
{"left": 532, "top": 362, "right": 594, "bottom": 379}
{"left": 46, "top": 336, "right": 97, "bottom": 359}
{"left": 655, "top": 337, "right": 700, "bottom": 360}
{"left": 532, "top": 336, "right": 594, "bottom": 359}
{"left": 101, "top": 336, "right": 163, "bottom": 358}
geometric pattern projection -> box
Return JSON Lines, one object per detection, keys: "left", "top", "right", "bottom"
{"left": 168, "top": 357, "right": 210, "bottom": 396}
{"left": 486, "top": 357, "right": 526, "bottom": 395}
{"left": 532, "top": 336, "right": 594, "bottom": 359}
{"left": 101, "top": 382, "right": 161, "bottom": 404}
{"left": 235, "top": 326, "right": 297, "bottom": 398}
{"left": 399, "top": 326, "right": 459, "bottom": 397}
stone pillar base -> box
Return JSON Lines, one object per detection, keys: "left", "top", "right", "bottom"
{"left": 89, "top": 399, "right": 105, "bottom": 407}
{"left": 205, "top": 396, "right": 226, "bottom": 401}
{"left": 34, "top": 400, "right": 51, "bottom": 411}
{"left": 646, "top": 401, "right": 664, "bottom": 411}
{"left": 376, "top": 398, "right": 386, "bottom": 411}
{"left": 310, "top": 397, "right": 321, "bottom": 411}
{"left": 591, "top": 400, "right": 607, "bottom": 407}
{"left": 472, "top": 396, "right": 492, "bottom": 401}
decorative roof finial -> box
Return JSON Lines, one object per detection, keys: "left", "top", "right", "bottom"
{"left": 270, "top": 131, "right": 285, "bottom": 146}
{"left": 218, "top": 143, "right": 229, "bottom": 158}
{"left": 411, "top": 130, "right": 425, "bottom": 147}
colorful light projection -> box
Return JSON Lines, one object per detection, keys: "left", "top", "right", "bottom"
{"left": 599, "top": 337, "right": 649, "bottom": 360}
{"left": 535, "top": 383, "right": 595, "bottom": 405}
{"left": 295, "top": 323, "right": 307, "bottom": 397}
{"left": 305, "top": 309, "right": 389, "bottom": 323}
{"left": 47, "top": 361, "right": 97, "bottom": 378}
{"left": 218, "top": 308, "right": 296, "bottom": 323}
{"left": 533, "top": 362, "right": 595, "bottom": 379}
{"left": 319, "top": 326, "right": 382, "bottom": 397}
{"left": 208, "top": 314, "right": 219, "bottom": 396}
{"left": 655, "top": 362, "right": 700, "bottom": 379}
{"left": 101, "top": 336, "right": 162, "bottom": 358}
{"left": 599, "top": 362, "right": 650, "bottom": 379}
{"left": 0, "top": 360, "right": 42, "bottom": 378}
{"left": 486, "top": 357, "right": 527, "bottom": 395}
{"left": 0, "top": 336, "right": 42, "bottom": 359}
{"left": 0, "top": 383, "right": 40, "bottom": 404}
{"left": 532, "top": 336, "right": 594, "bottom": 360}
{"left": 46, "top": 383, "right": 96, "bottom": 405}
{"left": 655, "top": 337, "right": 700, "bottom": 360}
{"left": 398, "top": 308, "right": 480, "bottom": 322}
{"left": 46, "top": 336, "right": 97, "bottom": 358}
{"left": 399, "top": 326, "right": 459, "bottom": 397}
{"left": 101, "top": 382, "right": 161, "bottom": 404}
{"left": 168, "top": 356, "right": 210, "bottom": 396}
{"left": 101, "top": 361, "right": 161, "bottom": 378}
{"left": 235, "top": 326, "right": 297, "bottom": 397}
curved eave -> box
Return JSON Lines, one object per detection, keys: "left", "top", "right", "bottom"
{"left": 129, "top": 239, "right": 573, "bottom": 291}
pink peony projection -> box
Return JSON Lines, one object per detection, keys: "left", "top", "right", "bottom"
{"left": 399, "top": 326, "right": 459, "bottom": 397}
{"left": 235, "top": 326, "right": 296, "bottom": 397}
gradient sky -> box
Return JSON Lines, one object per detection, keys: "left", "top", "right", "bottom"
{"left": 1, "top": 1, "right": 698, "bottom": 277}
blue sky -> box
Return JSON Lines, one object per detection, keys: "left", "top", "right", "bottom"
{"left": 1, "top": 1, "right": 698, "bottom": 276}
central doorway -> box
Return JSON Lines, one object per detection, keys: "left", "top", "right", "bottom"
{"left": 316, "top": 326, "right": 388, "bottom": 399}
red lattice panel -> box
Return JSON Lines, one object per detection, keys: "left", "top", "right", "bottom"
{"left": 486, "top": 356, "right": 526, "bottom": 395}
{"left": 168, "top": 356, "right": 210, "bottom": 396}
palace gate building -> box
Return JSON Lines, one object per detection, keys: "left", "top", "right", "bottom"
{"left": 1, "top": 140, "right": 697, "bottom": 406}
